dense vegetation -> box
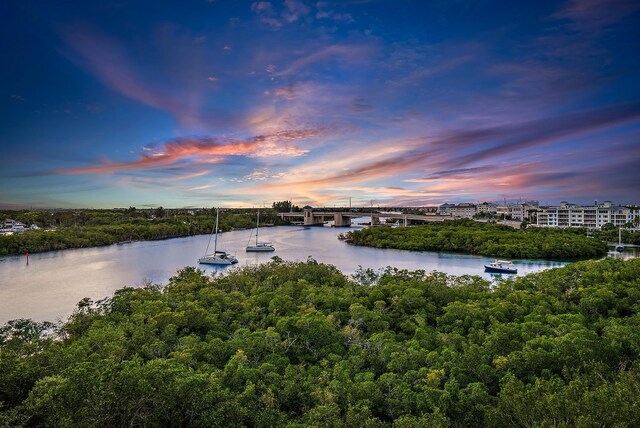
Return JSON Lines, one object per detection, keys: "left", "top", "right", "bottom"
{"left": 344, "top": 220, "right": 608, "bottom": 259}
{"left": 2, "top": 258, "right": 640, "bottom": 426}
{"left": 593, "top": 227, "right": 640, "bottom": 246}
{"left": 0, "top": 208, "right": 286, "bottom": 256}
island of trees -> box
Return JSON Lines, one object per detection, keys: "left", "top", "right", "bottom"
{"left": 344, "top": 220, "right": 609, "bottom": 259}
{"left": 1, "top": 257, "right": 640, "bottom": 426}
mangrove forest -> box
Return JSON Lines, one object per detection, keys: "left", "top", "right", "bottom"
{"left": 344, "top": 220, "right": 609, "bottom": 259}
{"left": 1, "top": 257, "right": 640, "bottom": 426}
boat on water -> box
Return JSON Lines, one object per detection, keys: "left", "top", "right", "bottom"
{"left": 246, "top": 209, "right": 275, "bottom": 252}
{"left": 616, "top": 228, "right": 625, "bottom": 253}
{"left": 199, "top": 250, "right": 238, "bottom": 265}
{"left": 484, "top": 259, "right": 518, "bottom": 274}
{"left": 199, "top": 208, "right": 238, "bottom": 265}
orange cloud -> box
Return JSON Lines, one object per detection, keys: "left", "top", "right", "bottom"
{"left": 57, "top": 128, "right": 324, "bottom": 175}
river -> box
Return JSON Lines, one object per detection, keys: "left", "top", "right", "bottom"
{"left": 1, "top": 222, "right": 635, "bottom": 324}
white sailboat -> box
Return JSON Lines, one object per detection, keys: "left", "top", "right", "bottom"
{"left": 616, "top": 228, "right": 625, "bottom": 252}
{"left": 199, "top": 208, "right": 238, "bottom": 265}
{"left": 246, "top": 208, "right": 275, "bottom": 252}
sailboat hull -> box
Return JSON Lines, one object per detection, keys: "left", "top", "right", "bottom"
{"left": 199, "top": 250, "right": 238, "bottom": 265}
{"left": 246, "top": 245, "right": 275, "bottom": 252}
{"left": 199, "top": 255, "right": 238, "bottom": 265}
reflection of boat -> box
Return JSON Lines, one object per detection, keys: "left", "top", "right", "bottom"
{"left": 616, "top": 228, "right": 625, "bottom": 252}
{"left": 199, "top": 208, "right": 238, "bottom": 265}
{"left": 484, "top": 260, "right": 518, "bottom": 274}
{"left": 246, "top": 209, "right": 275, "bottom": 252}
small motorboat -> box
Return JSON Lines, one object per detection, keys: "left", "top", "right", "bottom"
{"left": 484, "top": 259, "right": 518, "bottom": 274}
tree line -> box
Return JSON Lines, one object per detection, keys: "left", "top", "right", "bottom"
{"left": 344, "top": 220, "right": 609, "bottom": 259}
{"left": 0, "top": 208, "right": 287, "bottom": 256}
{"left": 1, "top": 257, "right": 640, "bottom": 426}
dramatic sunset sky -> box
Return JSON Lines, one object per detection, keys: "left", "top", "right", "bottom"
{"left": 1, "top": 0, "right": 639, "bottom": 208}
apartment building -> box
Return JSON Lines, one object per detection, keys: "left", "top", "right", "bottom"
{"left": 537, "top": 201, "right": 639, "bottom": 229}
{"left": 437, "top": 203, "right": 454, "bottom": 215}
{"left": 476, "top": 202, "right": 497, "bottom": 214}
{"left": 495, "top": 203, "right": 535, "bottom": 221}
{"left": 450, "top": 203, "right": 477, "bottom": 218}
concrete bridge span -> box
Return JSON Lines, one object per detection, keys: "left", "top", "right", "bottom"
{"left": 279, "top": 208, "right": 449, "bottom": 227}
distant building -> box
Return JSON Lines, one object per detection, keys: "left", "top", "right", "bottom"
{"left": 437, "top": 203, "right": 454, "bottom": 215}
{"left": 537, "top": 201, "right": 639, "bottom": 229}
{"left": 496, "top": 203, "right": 534, "bottom": 221}
{"left": 450, "top": 203, "right": 476, "bottom": 218}
{"left": 420, "top": 206, "right": 438, "bottom": 213}
{"left": 2, "top": 219, "right": 26, "bottom": 233}
{"left": 476, "top": 202, "right": 497, "bottom": 214}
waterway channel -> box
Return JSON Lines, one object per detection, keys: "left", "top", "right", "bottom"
{"left": 1, "top": 221, "right": 636, "bottom": 324}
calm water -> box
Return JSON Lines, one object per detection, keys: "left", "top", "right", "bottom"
{"left": 2, "top": 221, "right": 633, "bottom": 324}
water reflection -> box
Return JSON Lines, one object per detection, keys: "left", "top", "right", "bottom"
{"left": 0, "top": 222, "right": 596, "bottom": 323}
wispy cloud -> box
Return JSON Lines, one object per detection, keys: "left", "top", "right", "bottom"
{"left": 251, "top": 0, "right": 311, "bottom": 28}
{"left": 57, "top": 127, "right": 326, "bottom": 175}
{"left": 59, "top": 25, "right": 206, "bottom": 129}
{"left": 275, "top": 44, "right": 377, "bottom": 77}
{"left": 553, "top": 0, "right": 640, "bottom": 31}
{"left": 243, "top": 101, "right": 640, "bottom": 194}
{"left": 351, "top": 97, "right": 373, "bottom": 113}
{"left": 405, "top": 166, "right": 496, "bottom": 183}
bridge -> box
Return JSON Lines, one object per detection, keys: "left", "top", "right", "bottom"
{"left": 278, "top": 208, "right": 450, "bottom": 227}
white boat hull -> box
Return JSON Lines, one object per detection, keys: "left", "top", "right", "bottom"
{"left": 246, "top": 244, "right": 275, "bottom": 252}
{"left": 484, "top": 260, "right": 517, "bottom": 274}
{"left": 198, "top": 252, "right": 238, "bottom": 265}
{"left": 199, "top": 257, "right": 233, "bottom": 265}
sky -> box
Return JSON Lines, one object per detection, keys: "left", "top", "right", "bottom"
{"left": 1, "top": 0, "right": 640, "bottom": 209}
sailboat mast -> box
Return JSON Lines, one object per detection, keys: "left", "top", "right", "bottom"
{"left": 256, "top": 209, "right": 260, "bottom": 245}
{"left": 214, "top": 208, "right": 219, "bottom": 252}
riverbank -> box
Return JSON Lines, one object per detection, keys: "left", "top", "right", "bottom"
{"left": 1, "top": 257, "right": 639, "bottom": 426}
{"left": 0, "top": 225, "right": 570, "bottom": 324}
{"left": 0, "top": 209, "right": 287, "bottom": 256}
{"left": 344, "top": 220, "right": 608, "bottom": 259}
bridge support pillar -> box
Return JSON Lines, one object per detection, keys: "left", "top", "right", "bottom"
{"left": 303, "top": 209, "right": 324, "bottom": 226}
{"left": 333, "top": 213, "right": 351, "bottom": 227}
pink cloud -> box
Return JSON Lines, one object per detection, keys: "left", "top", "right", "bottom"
{"left": 276, "top": 44, "right": 377, "bottom": 77}
{"left": 251, "top": 2, "right": 272, "bottom": 13}
{"left": 57, "top": 127, "right": 325, "bottom": 175}
{"left": 553, "top": 0, "right": 640, "bottom": 31}
{"left": 59, "top": 25, "right": 204, "bottom": 129}
{"left": 238, "top": 101, "right": 640, "bottom": 199}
